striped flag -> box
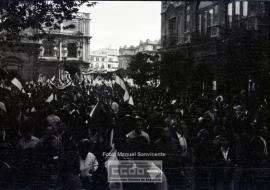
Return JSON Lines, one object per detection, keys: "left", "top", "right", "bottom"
{"left": 11, "top": 78, "right": 25, "bottom": 93}
{"left": 115, "top": 75, "right": 129, "bottom": 102}
{"left": 128, "top": 96, "right": 134, "bottom": 106}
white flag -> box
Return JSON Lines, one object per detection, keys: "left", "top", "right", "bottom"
{"left": 0, "top": 102, "right": 7, "bottom": 112}
{"left": 11, "top": 78, "right": 25, "bottom": 93}
{"left": 115, "top": 75, "right": 127, "bottom": 91}
{"left": 46, "top": 93, "right": 54, "bottom": 103}
{"left": 128, "top": 96, "right": 134, "bottom": 106}
{"left": 115, "top": 75, "right": 129, "bottom": 102}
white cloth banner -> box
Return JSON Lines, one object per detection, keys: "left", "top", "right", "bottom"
{"left": 11, "top": 78, "right": 25, "bottom": 93}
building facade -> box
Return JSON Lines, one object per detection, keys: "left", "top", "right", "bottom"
{"left": 0, "top": 12, "right": 91, "bottom": 81}
{"left": 160, "top": 1, "right": 270, "bottom": 94}
{"left": 118, "top": 45, "right": 137, "bottom": 70}
{"left": 38, "top": 12, "right": 91, "bottom": 79}
{"left": 90, "top": 48, "right": 119, "bottom": 72}
{"left": 118, "top": 39, "right": 161, "bottom": 69}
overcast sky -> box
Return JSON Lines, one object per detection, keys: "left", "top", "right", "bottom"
{"left": 80, "top": 1, "right": 161, "bottom": 51}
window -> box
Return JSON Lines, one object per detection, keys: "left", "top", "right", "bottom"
{"left": 243, "top": 1, "right": 248, "bottom": 17}
{"left": 169, "top": 17, "right": 177, "bottom": 34}
{"left": 213, "top": 5, "right": 218, "bottom": 25}
{"left": 228, "top": 1, "right": 249, "bottom": 25}
{"left": 185, "top": 14, "right": 190, "bottom": 32}
{"left": 228, "top": 2, "right": 233, "bottom": 27}
{"left": 204, "top": 11, "right": 208, "bottom": 34}
{"left": 209, "top": 9, "right": 214, "bottom": 26}
{"left": 67, "top": 43, "right": 77, "bottom": 58}
{"left": 43, "top": 40, "right": 54, "bottom": 57}
{"left": 184, "top": 5, "right": 191, "bottom": 33}
{"left": 235, "top": 1, "right": 240, "bottom": 15}
{"left": 198, "top": 14, "right": 202, "bottom": 34}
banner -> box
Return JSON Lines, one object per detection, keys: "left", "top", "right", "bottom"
{"left": 115, "top": 75, "right": 129, "bottom": 102}
{"left": 11, "top": 78, "right": 25, "bottom": 93}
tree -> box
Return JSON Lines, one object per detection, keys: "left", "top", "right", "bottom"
{"left": 0, "top": 0, "right": 96, "bottom": 41}
{"left": 128, "top": 52, "right": 160, "bottom": 87}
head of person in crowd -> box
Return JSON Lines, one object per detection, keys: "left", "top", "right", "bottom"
{"left": 134, "top": 115, "right": 144, "bottom": 134}
{"left": 162, "top": 126, "right": 173, "bottom": 140}
{"left": 218, "top": 135, "right": 230, "bottom": 149}
{"left": 197, "top": 128, "right": 209, "bottom": 143}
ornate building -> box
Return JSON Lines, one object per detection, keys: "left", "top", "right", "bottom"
{"left": 160, "top": 1, "right": 270, "bottom": 93}
{"left": 38, "top": 12, "right": 91, "bottom": 79}
{"left": 0, "top": 12, "right": 91, "bottom": 81}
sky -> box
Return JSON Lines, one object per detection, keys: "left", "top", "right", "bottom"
{"left": 80, "top": 1, "right": 161, "bottom": 51}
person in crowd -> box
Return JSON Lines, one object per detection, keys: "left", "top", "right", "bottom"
{"left": 1, "top": 75, "right": 270, "bottom": 190}
{"left": 154, "top": 126, "right": 181, "bottom": 189}
{"left": 126, "top": 115, "right": 150, "bottom": 144}
{"left": 193, "top": 127, "right": 213, "bottom": 190}
{"left": 78, "top": 139, "right": 99, "bottom": 190}
{"left": 16, "top": 117, "right": 39, "bottom": 150}
{"left": 59, "top": 152, "right": 84, "bottom": 190}
{"left": 111, "top": 97, "right": 119, "bottom": 115}
{"left": 212, "top": 135, "right": 236, "bottom": 190}
{"left": 46, "top": 106, "right": 61, "bottom": 130}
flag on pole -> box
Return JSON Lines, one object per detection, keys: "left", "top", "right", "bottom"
{"left": 45, "top": 93, "right": 57, "bottom": 103}
{"left": 11, "top": 78, "right": 25, "bottom": 93}
{"left": 90, "top": 101, "right": 99, "bottom": 118}
{"left": 115, "top": 75, "right": 130, "bottom": 102}
{"left": 115, "top": 75, "right": 128, "bottom": 92}
{"left": 0, "top": 102, "right": 7, "bottom": 112}
{"left": 128, "top": 96, "right": 134, "bottom": 106}
{"left": 124, "top": 91, "right": 129, "bottom": 102}
{"left": 47, "top": 75, "right": 55, "bottom": 85}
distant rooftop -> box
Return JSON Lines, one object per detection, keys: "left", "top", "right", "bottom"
{"left": 120, "top": 39, "right": 160, "bottom": 50}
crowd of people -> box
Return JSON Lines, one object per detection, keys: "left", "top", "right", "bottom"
{"left": 0, "top": 75, "right": 270, "bottom": 190}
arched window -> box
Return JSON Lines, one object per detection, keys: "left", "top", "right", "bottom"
{"left": 67, "top": 43, "right": 77, "bottom": 58}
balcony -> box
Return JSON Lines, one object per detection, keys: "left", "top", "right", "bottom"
{"left": 37, "top": 29, "right": 91, "bottom": 38}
